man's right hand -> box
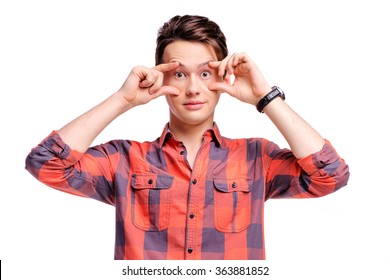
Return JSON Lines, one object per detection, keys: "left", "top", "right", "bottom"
{"left": 116, "top": 62, "right": 180, "bottom": 108}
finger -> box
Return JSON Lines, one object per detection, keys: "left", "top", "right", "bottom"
{"left": 232, "top": 53, "right": 240, "bottom": 67}
{"left": 132, "top": 66, "right": 156, "bottom": 88}
{"left": 216, "top": 56, "right": 230, "bottom": 77}
{"left": 208, "top": 60, "right": 220, "bottom": 69}
{"left": 232, "top": 52, "right": 248, "bottom": 68}
{"left": 226, "top": 53, "right": 237, "bottom": 75}
{"left": 208, "top": 61, "right": 227, "bottom": 78}
{"left": 208, "top": 82, "right": 233, "bottom": 95}
{"left": 139, "top": 71, "right": 157, "bottom": 88}
{"left": 152, "top": 85, "right": 180, "bottom": 97}
{"left": 154, "top": 61, "right": 179, "bottom": 73}
{"left": 148, "top": 72, "right": 164, "bottom": 94}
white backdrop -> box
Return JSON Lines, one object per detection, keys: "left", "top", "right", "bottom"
{"left": 1, "top": 0, "right": 389, "bottom": 279}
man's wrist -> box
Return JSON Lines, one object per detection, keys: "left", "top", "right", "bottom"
{"left": 256, "top": 86, "right": 285, "bottom": 113}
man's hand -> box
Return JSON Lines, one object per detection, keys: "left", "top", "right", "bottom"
{"left": 208, "top": 53, "right": 272, "bottom": 105}
{"left": 117, "top": 62, "right": 180, "bottom": 107}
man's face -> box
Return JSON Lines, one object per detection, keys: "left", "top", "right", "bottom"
{"left": 162, "top": 40, "right": 223, "bottom": 127}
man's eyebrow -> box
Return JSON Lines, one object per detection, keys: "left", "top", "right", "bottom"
{"left": 176, "top": 60, "right": 214, "bottom": 69}
{"left": 198, "top": 60, "right": 214, "bottom": 68}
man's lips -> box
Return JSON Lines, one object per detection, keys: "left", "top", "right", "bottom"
{"left": 183, "top": 101, "right": 205, "bottom": 110}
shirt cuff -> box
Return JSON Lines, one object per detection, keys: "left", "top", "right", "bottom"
{"left": 39, "top": 131, "right": 83, "bottom": 164}
{"left": 297, "top": 140, "right": 341, "bottom": 175}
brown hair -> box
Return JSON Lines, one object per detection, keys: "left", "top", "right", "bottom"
{"left": 155, "top": 15, "right": 228, "bottom": 65}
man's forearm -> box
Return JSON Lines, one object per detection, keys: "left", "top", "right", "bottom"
{"left": 263, "top": 97, "right": 325, "bottom": 159}
{"left": 58, "top": 92, "right": 132, "bottom": 152}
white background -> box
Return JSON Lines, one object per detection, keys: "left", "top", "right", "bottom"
{"left": 1, "top": 0, "right": 389, "bottom": 279}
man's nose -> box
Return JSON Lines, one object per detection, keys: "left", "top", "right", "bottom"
{"left": 186, "top": 75, "right": 200, "bottom": 95}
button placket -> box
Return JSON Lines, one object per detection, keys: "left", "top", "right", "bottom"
{"left": 185, "top": 176, "right": 199, "bottom": 259}
{"left": 185, "top": 139, "right": 208, "bottom": 260}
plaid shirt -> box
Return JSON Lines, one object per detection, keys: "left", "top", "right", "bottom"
{"left": 25, "top": 123, "right": 349, "bottom": 260}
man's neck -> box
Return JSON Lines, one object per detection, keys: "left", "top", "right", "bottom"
{"left": 169, "top": 119, "right": 213, "bottom": 169}
{"left": 169, "top": 120, "right": 213, "bottom": 146}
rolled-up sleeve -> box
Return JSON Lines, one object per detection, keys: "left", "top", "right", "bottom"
{"left": 265, "top": 140, "right": 350, "bottom": 199}
{"left": 25, "top": 131, "right": 118, "bottom": 205}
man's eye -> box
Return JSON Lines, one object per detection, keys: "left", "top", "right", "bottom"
{"left": 175, "top": 72, "right": 185, "bottom": 79}
{"left": 201, "top": 71, "right": 211, "bottom": 79}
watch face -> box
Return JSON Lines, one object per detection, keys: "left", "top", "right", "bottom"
{"left": 275, "top": 86, "right": 283, "bottom": 95}
{"left": 256, "top": 86, "right": 285, "bottom": 113}
{"left": 275, "top": 86, "right": 285, "bottom": 100}
{"left": 268, "top": 88, "right": 280, "bottom": 100}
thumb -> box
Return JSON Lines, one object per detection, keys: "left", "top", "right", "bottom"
{"left": 152, "top": 85, "right": 180, "bottom": 98}
{"left": 208, "top": 82, "right": 233, "bottom": 95}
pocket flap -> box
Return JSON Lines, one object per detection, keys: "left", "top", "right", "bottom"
{"left": 213, "top": 177, "right": 251, "bottom": 193}
{"left": 131, "top": 172, "right": 173, "bottom": 190}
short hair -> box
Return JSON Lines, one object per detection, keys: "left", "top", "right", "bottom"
{"left": 155, "top": 15, "right": 228, "bottom": 65}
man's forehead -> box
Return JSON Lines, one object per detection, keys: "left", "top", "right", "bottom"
{"left": 174, "top": 60, "right": 214, "bottom": 69}
{"left": 162, "top": 40, "right": 218, "bottom": 64}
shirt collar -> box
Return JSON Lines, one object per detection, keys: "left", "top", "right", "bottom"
{"left": 158, "top": 122, "right": 224, "bottom": 148}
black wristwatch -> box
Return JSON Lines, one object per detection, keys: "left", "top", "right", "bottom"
{"left": 256, "top": 86, "right": 285, "bottom": 113}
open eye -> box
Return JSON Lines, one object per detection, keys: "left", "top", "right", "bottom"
{"left": 200, "top": 71, "right": 211, "bottom": 79}
{"left": 174, "top": 71, "right": 186, "bottom": 79}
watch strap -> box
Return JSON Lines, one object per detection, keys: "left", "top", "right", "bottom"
{"left": 256, "top": 86, "right": 285, "bottom": 113}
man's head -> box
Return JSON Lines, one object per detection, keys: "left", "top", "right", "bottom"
{"left": 156, "top": 15, "right": 229, "bottom": 129}
{"left": 155, "top": 15, "right": 228, "bottom": 65}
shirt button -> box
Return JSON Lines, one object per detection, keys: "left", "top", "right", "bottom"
{"left": 180, "top": 150, "right": 185, "bottom": 155}
{"left": 192, "top": 179, "right": 197, "bottom": 185}
{"left": 148, "top": 179, "right": 153, "bottom": 185}
{"left": 232, "top": 182, "right": 237, "bottom": 188}
{"left": 187, "top": 248, "right": 193, "bottom": 254}
{"left": 189, "top": 213, "right": 195, "bottom": 219}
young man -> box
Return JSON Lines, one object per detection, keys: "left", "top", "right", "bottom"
{"left": 25, "top": 15, "right": 349, "bottom": 260}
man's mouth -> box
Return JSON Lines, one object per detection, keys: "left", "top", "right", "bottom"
{"left": 183, "top": 101, "right": 205, "bottom": 110}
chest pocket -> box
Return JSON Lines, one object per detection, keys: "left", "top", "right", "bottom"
{"left": 213, "top": 177, "right": 252, "bottom": 233}
{"left": 131, "top": 172, "right": 173, "bottom": 231}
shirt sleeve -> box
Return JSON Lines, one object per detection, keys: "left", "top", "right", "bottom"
{"left": 264, "top": 140, "right": 350, "bottom": 200}
{"left": 25, "top": 131, "right": 122, "bottom": 205}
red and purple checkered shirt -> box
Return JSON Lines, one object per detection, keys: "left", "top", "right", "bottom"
{"left": 25, "top": 123, "right": 349, "bottom": 259}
